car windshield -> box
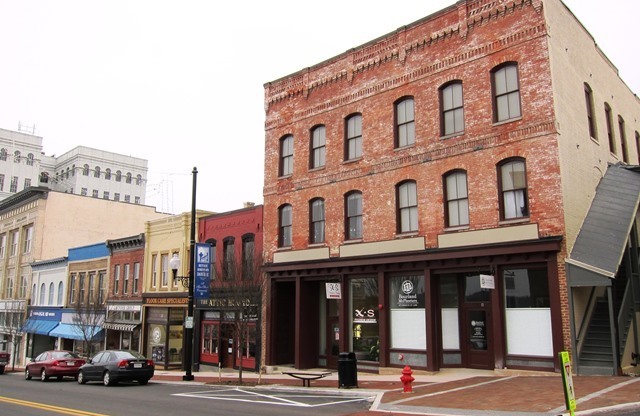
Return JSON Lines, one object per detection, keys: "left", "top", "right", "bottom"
{"left": 51, "top": 351, "right": 81, "bottom": 359}
{"left": 113, "top": 351, "right": 145, "bottom": 360}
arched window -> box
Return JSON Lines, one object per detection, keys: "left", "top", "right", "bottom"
{"left": 48, "top": 282, "right": 54, "bottom": 305}
{"left": 345, "top": 191, "right": 363, "bottom": 240}
{"left": 440, "top": 81, "right": 464, "bottom": 136}
{"left": 242, "top": 234, "right": 255, "bottom": 280}
{"left": 94, "top": 166, "right": 101, "bottom": 178}
{"left": 395, "top": 97, "right": 415, "bottom": 148}
{"left": 105, "top": 168, "right": 111, "bottom": 180}
{"left": 27, "top": 153, "right": 34, "bottom": 166}
{"left": 396, "top": 181, "right": 418, "bottom": 233}
{"left": 498, "top": 158, "right": 528, "bottom": 220}
{"left": 83, "top": 164, "right": 90, "bottom": 176}
{"left": 279, "top": 135, "right": 294, "bottom": 176}
{"left": 14, "top": 151, "right": 21, "bottom": 163}
{"left": 444, "top": 170, "right": 469, "bottom": 227}
{"left": 223, "top": 237, "right": 236, "bottom": 280}
{"left": 126, "top": 172, "right": 132, "bottom": 184}
{"left": 116, "top": 170, "right": 122, "bottom": 182}
{"left": 278, "top": 204, "right": 293, "bottom": 247}
{"left": 584, "top": 83, "right": 597, "bottom": 140}
{"left": 136, "top": 174, "right": 142, "bottom": 185}
{"left": 57, "top": 282, "right": 64, "bottom": 305}
{"left": 491, "top": 62, "right": 521, "bottom": 122}
{"left": 0, "top": 149, "right": 7, "bottom": 161}
{"left": 39, "top": 283, "right": 46, "bottom": 305}
{"left": 309, "top": 198, "right": 325, "bottom": 244}
{"left": 310, "top": 126, "right": 326, "bottom": 169}
{"left": 345, "top": 114, "right": 362, "bottom": 160}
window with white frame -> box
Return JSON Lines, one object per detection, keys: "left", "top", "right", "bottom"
{"left": 345, "top": 114, "right": 363, "bottom": 160}
{"left": 152, "top": 254, "right": 157, "bottom": 287}
{"left": 498, "top": 158, "right": 529, "bottom": 220}
{"left": 492, "top": 63, "right": 521, "bottom": 123}
{"left": 113, "top": 265, "right": 120, "bottom": 295}
{"left": 23, "top": 225, "right": 33, "bottom": 254}
{"left": 395, "top": 97, "right": 415, "bottom": 148}
{"left": 279, "top": 135, "right": 294, "bottom": 177}
{"left": 133, "top": 262, "right": 140, "bottom": 294}
{"left": 310, "top": 126, "right": 326, "bottom": 169}
{"left": 161, "top": 253, "right": 168, "bottom": 287}
{"left": 444, "top": 170, "right": 469, "bottom": 227}
{"left": 123, "top": 264, "right": 130, "bottom": 294}
{"left": 397, "top": 181, "right": 418, "bottom": 233}
{"left": 278, "top": 205, "right": 292, "bottom": 248}
{"left": 10, "top": 230, "right": 18, "bottom": 257}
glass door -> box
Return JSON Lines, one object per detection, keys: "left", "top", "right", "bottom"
{"left": 461, "top": 274, "right": 493, "bottom": 369}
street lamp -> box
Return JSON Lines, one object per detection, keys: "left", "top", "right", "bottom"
{"left": 169, "top": 167, "right": 197, "bottom": 381}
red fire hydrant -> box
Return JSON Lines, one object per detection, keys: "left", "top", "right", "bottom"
{"left": 400, "top": 365, "right": 414, "bottom": 393}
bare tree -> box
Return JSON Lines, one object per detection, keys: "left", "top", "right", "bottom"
{"left": 71, "top": 273, "right": 105, "bottom": 358}
{"left": 214, "top": 246, "right": 265, "bottom": 384}
{"left": 4, "top": 300, "right": 26, "bottom": 371}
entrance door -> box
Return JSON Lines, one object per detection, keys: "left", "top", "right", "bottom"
{"left": 326, "top": 317, "right": 340, "bottom": 369}
{"left": 220, "top": 324, "right": 235, "bottom": 368}
{"left": 460, "top": 274, "right": 494, "bottom": 370}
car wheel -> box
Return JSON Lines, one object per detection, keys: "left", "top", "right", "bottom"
{"left": 103, "top": 370, "right": 114, "bottom": 386}
{"left": 40, "top": 368, "right": 49, "bottom": 382}
{"left": 77, "top": 371, "right": 87, "bottom": 385}
{"left": 138, "top": 379, "right": 149, "bottom": 385}
{"left": 25, "top": 368, "right": 32, "bottom": 380}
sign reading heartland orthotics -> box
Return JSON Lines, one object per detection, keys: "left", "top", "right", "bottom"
{"left": 195, "top": 243, "right": 211, "bottom": 300}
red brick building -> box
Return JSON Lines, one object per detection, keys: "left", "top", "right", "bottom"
{"left": 262, "top": 0, "right": 640, "bottom": 375}
{"left": 196, "top": 204, "right": 264, "bottom": 371}
{"left": 105, "top": 234, "right": 145, "bottom": 353}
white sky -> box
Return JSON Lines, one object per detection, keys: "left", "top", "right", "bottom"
{"left": 0, "top": 1, "right": 638, "bottom": 214}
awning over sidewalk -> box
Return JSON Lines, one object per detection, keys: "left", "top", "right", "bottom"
{"left": 49, "top": 323, "right": 104, "bottom": 341}
{"left": 102, "top": 322, "right": 139, "bottom": 332}
{"left": 566, "top": 163, "right": 640, "bottom": 287}
{"left": 22, "top": 318, "right": 59, "bottom": 336}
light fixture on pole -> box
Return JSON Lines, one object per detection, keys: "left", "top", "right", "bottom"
{"left": 169, "top": 167, "right": 197, "bottom": 382}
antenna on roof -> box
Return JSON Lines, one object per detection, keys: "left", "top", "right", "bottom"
{"left": 18, "top": 121, "right": 36, "bottom": 135}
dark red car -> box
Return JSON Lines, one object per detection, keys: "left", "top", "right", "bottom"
{"left": 25, "top": 350, "right": 86, "bottom": 381}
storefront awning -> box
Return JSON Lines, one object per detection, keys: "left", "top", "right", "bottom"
{"left": 22, "top": 318, "right": 59, "bottom": 336}
{"left": 49, "top": 323, "right": 104, "bottom": 341}
{"left": 102, "top": 322, "right": 139, "bottom": 332}
{"left": 566, "top": 164, "right": 640, "bottom": 287}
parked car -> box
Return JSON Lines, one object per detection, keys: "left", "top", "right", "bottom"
{"left": 0, "top": 351, "right": 9, "bottom": 374}
{"left": 77, "top": 350, "right": 154, "bottom": 386}
{"left": 25, "top": 350, "right": 86, "bottom": 381}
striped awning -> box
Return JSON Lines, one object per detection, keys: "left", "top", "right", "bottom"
{"left": 102, "top": 322, "right": 139, "bottom": 332}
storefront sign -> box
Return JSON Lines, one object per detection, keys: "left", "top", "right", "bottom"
{"left": 397, "top": 280, "right": 419, "bottom": 307}
{"left": 480, "top": 274, "right": 495, "bottom": 289}
{"left": 353, "top": 308, "right": 377, "bottom": 323}
{"left": 326, "top": 282, "right": 341, "bottom": 299}
{"left": 144, "top": 297, "right": 188, "bottom": 305}
{"left": 195, "top": 243, "right": 212, "bottom": 300}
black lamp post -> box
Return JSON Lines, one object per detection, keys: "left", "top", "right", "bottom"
{"left": 169, "top": 166, "right": 197, "bottom": 381}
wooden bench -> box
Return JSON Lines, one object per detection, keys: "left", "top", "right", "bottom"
{"left": 282, "top": 371, "right": 332, "bottom": 387}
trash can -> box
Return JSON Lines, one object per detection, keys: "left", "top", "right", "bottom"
{"left": 338, "top": 352, "right": 358, "bottom": 388}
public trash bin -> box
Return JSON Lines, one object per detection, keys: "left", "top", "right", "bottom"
{"left": 338, "top": 352, "right": 358, "bottom": 388}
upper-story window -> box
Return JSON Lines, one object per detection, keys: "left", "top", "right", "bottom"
{"left": 136, "top": 174, "right": 142, "bottom": 185}
{"left": 604, "top": 103, "right": 616, "bottom": 155}
{"left": 310, "top": 126, "right": 326, "bottom": 169}
{"left": 0, "top": 234, "right": 6, "bottom": 259}
{"left": 619, "top": 116, "right": 629, "bottom": 163}
{"left": 57, "top": 282, "right": 64, "bottom": 305}
{"left": 208, "top": 239, "right": 217, "bottom": 280}
{"left": 113, "top": 264, "right": 120, "bottom": 295}
{"left": 10, "top": 229, "right": 19, "bottom": 257}
{"left": 395, "top": 97, "right": 415, "bottom": 148}
{"left": 279, "top": 135, "right": 293, "bottom": 177}
{"left": 126, "top": 172, "right": 132, "bottom": 184}
{"left": 26, "top": 153, "right": 34, "bottom": 166}
{"left": 0, "top": 149, "right": 7, "bottom": 161}
{"left": 444, "top": 170, "right": 469, "bottom": 227}
{"left": 242, "top": 234, "right": 255, "bottom": 280}
{"left": 440, "top": 82, "right": 464, "bottom": 136}
{"left": 10, "top": 176, "right": 17, "bottom": 193}
{"left": 584, "top": 83, "right": 597, "bottom": 141}
{"left": 83, "top": 164, "right": 90, "bottom": 176}
{"left": 309, "top": 198, "right": 325, "bottom": 244}
{"left": 345, "top": 191, "right": 363, "bottom": 240}
{"left": 105, "top": 168, "right": 111, "bottom": 180}
{"left": 498, "top": 158, "right": 529, "bottom": 220}
{"left": 133, "top": 263, "right": 140, "bottom": 294}
{"left": 69, "top": 274, "right": 77, "bottom": 304}
{"left": 123, "top": 264, "right": 130, "bottom": 294}
{"left": 397, "top": 181, "right": 418, "bottom": 233}
{"left": 223, "top": 237, "right": 236, "bottom": 280}
{"left": 94, "top": 166, "right": 101, "bottom": 178}
{"left": 151, "top": 254, "right": 157, "bottom": 287}
{"left": 345, "top": 114, "right": 362, "bottom": 161}
{"left": 23, "top": 225, "right": 33, "bottom": 254}
{"left": 88, "top": 273, "right": 96, "bottom": 304}
{"left": 636, "top": 131, "right": 640, "bottom": 164}
{"left": 116, "top": 170, "right": 122, "bottom": 182}
{"left": 98, "top": 271, "right": 106, "bottom": 304}
{"left": 492, "top": 63, "right": 521, "bottom": 123}
{"left": 48, "top": 282, "right": 54, "bottom": 305}
{"left": 14, "top": 151, "right": 20, "bottom": 163}
{"left": 39, "top": 283, "right": 46, "bottom": 305}
{"left": 161, "top": 253, "right": 168, "bottom": 287}
{"left": 278, "top": 204, "right": 292, "bottom": 248}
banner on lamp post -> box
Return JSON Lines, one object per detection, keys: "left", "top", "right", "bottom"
{"left": 194, "top": 243, "right": 211, "bottom": 300}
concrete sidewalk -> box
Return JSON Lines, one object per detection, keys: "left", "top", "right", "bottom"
{"left": 151, "top": 368, "right": 640, "bottom": 416}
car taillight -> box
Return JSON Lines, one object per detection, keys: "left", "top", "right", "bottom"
{"left": 118, "top": 359, "right": 129, "bottom": 369}
{"left": 146, "top": 360, "right": 154, "bottom": 367}
{"left": 51, "top": 360, "right": 59, "bottom": 366}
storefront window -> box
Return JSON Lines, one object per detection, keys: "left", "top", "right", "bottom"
{"left": 439, "top": 275, "right": 460, "bottom": 350}
{"left": 390, "top": 275, "right": 426, "bottom": 350}
{"left": 504, "top": 267, "right": 552, "bottom": 357}
{"left": 349, "top": 277, "right": 379, "bottom": 362}
{"left": 148, "top": 324, "right": 166, "bottom": 363}
{"left": 202, "top": 322, "right": 219, "bottom": 355}
{"left": 242, "top": 324, "right": 257, "bottom": 361}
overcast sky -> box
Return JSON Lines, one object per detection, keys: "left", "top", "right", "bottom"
{"left": 0, "top": 1, "right": 638, "bottom": 214}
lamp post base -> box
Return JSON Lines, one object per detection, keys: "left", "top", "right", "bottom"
{"left": 183, "top": 374, "right": 195, "bottom": 381}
